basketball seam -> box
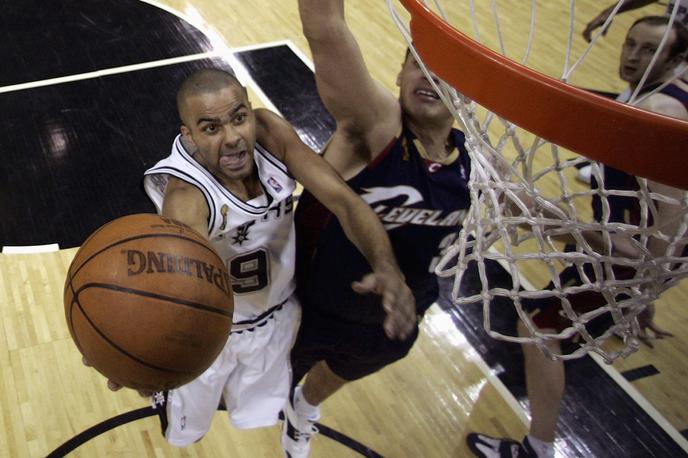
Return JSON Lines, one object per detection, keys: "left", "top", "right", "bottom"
{"left": 69, "top": 288, "right": 195, "bottom": 375}
{"left": 75, "top": 282, "right": 233, "bottom": 317}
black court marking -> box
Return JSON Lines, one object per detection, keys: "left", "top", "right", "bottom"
{"left": 46, "top": 407, "right": 156, "bottom": 458}
{"left": 234, "top": 44, "right": 335, "bottom": 153}
{"left": 0, "top": 54, "right": 233, "bottom": 248}
{"left": 0, "top": 0, "right": 211, "bottom": 86}
{"left": 47, "top": 407, "right": 385, "bottom": 457}
{"left": 315, "top": 423, "right": 385, "bottom": 458}
{"left": 445, "top": 262, "right": 687, "bottom": 458}
{"left": 622, "top": 365, "right": 661, "bottom": 382}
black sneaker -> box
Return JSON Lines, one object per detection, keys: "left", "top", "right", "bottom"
{"left": 466, "top": 432, "right": 538, "bottom": 458}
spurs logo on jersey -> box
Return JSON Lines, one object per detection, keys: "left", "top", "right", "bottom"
{"left": 232, "top": 221, "right": 255, "bottom": 245}
{"left": 360, "top": 185, "right": 468, "bottom": 230}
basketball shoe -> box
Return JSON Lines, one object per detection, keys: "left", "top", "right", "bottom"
{"left": 281, "top": 393, "right": 319, "bottom": 458}
{"left": 466, "top": 433, "right": 538, "bottom": 458}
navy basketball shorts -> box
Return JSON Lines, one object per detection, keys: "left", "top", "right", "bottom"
{"left": 290, "top": 307, "right": 420, "bottom": 383}
{"left": 522, "top": 263, "right": 635, "bottom": 335}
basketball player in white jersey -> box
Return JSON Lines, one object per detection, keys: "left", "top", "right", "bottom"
{"left": 104, "top": 68, "right": 416, "bottom": 447}
{"left": 468, "top": 17, "right": 688, "bottom": 458}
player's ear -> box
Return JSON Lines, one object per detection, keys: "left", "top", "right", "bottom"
{"left": 180, "top": 125, "right": 197, "bottom": 148}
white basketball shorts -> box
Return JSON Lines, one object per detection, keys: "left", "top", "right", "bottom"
{"left": 161, "top": 295, "right": 301, "bottom": 447}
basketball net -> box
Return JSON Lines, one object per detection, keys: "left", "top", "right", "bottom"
{"left": 388, "top": 0, "right": 688, "bottom": 362}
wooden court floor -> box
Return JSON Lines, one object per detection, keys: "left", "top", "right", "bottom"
{"left": 1, "top": 1, "right": 687, "bottom": 457}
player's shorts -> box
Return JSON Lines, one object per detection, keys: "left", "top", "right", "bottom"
{"left": 290, "top": 306, "right": 420, "bottom": 384}
{"left": 154, "top": 296, "right": 301, "bottom": 447}
{"left": 523, "top": 263, "right": 634, "bottom": 334}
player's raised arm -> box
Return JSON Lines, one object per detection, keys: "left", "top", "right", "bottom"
{"left": 583, "top": 0, "right": 657, "bottom": 42}
{"left": 298, "top": 0, "right": 400, "bottom": 139}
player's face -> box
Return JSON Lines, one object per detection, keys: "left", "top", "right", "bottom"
{"left": 181, "top": 84, "right": 257, "bottom": 184}
{"left": 396, "top": 54, "right": 452, "bottom": 123}
{"left": 619, "top": 22, "right": 679, "bottom": 88}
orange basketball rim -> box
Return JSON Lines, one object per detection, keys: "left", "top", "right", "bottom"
{"left": 400, "top": 0, "right": 688, "bottom": 189}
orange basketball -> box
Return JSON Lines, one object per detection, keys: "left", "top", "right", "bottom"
{"left": 64, "top": 213, "right": 234, "bottom": 391}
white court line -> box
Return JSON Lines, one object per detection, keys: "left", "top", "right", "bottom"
{"left": 427, "top": 303, "right": 531, "bottom": 427}
{"left": 2, "top": 244, "right": 60, "bottom": 254}
{"left": 488, "top": 247, "right": 688, "bottom": 453}
{"left": 0, "top": 52, "right": 217, "bottom": 94}
{"left": 0, "top": 1, "right": 281, "bottom": 253}
{"left": 137, "top": 0, "right": 282, "bottom": 116}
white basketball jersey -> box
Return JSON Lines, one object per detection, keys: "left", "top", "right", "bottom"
{"left": 143, "top": 135, "right": 297, "bottom": 321}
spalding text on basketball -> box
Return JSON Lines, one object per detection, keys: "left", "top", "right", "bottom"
{"left": 125, "top": 250, "right": 231, "bottom": 297}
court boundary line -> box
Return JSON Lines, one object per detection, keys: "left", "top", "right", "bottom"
{"left": 488, "top": 247, "right": 688, "bottom": 453}
{"left": 425, "top": 304, "right": 531, "bottom": 427}
{"left": 2, "top": 244, "right": 60, "bottom": 254}
{"left": 0, "top": 52, "right": 217, "bottom": 94}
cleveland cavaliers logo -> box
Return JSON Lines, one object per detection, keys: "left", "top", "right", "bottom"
{"left": 359, "top": 185, "right": 466, "bottom": 230}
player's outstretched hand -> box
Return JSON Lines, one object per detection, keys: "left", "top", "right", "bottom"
{"left": 82, "top": 357, "right": 154, "bottom": 397}
{"left": 352, "top": 269, "right": 416, "bottom": 340}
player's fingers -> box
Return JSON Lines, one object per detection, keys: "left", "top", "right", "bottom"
{"left": 138, "top": 389, "right": 155, "bottom": 398}
{"left": 351, "top": 274, "right": 379, "bottom": 295}
{"left": 82, "top": 356, "right": 92, "bottom": 367}
{"left": 107, "top": 380, "right": 123, "bottom": 392}
{"left": 386, "top": 297, "right": 416, "bottom": 339}
{"left": 383, "top": 315, "right": 396, "bottom": 339}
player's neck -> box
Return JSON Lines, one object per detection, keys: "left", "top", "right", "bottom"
{"left": 221, "top": 172, "right": 263, "bottom": 202}
{"left": 404, "top": 116, "right": 455, "bottom": 162}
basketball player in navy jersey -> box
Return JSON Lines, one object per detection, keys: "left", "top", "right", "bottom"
{"left": 468, "top": 16, "right": 688, "bottom": 458}
{"left": 99, "top": 68, "right": 416, "bottom": 446}
{"left": 281, "top": 1, "right": 472, "bottom": 457}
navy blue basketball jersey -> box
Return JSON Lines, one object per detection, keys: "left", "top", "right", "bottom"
{"left": 295, "top": 124, "right": 471, "bottom": 324}
{"left": 591, "top": 165, "right": 642, "bottom": 225}
{"left": 593, "top": 82, "right": 688, "bottom": 224}
{"left": 659, "top": 83, "right": 688, "bottom": 111}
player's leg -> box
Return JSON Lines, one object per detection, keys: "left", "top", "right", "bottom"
{"left": 157, "top": 337, "right": 236, "bottom": 447}
{"left": 467, "top": 297, "right": 564, "bottom": 458}
{"left": 283, "top": 311, "right": 420, "bottom": 458}
{"left": 466, "top": 320, "right": 560, "bottom": 458}
{"left": 225, "top": 297, "right": 301, "bottom": 430}
{"left": 519, "top": 320, "right": 562, "bottom": 458}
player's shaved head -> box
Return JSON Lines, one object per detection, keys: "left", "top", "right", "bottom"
{"left": 177, "top": 68, "right": 245, "bottom": 124}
